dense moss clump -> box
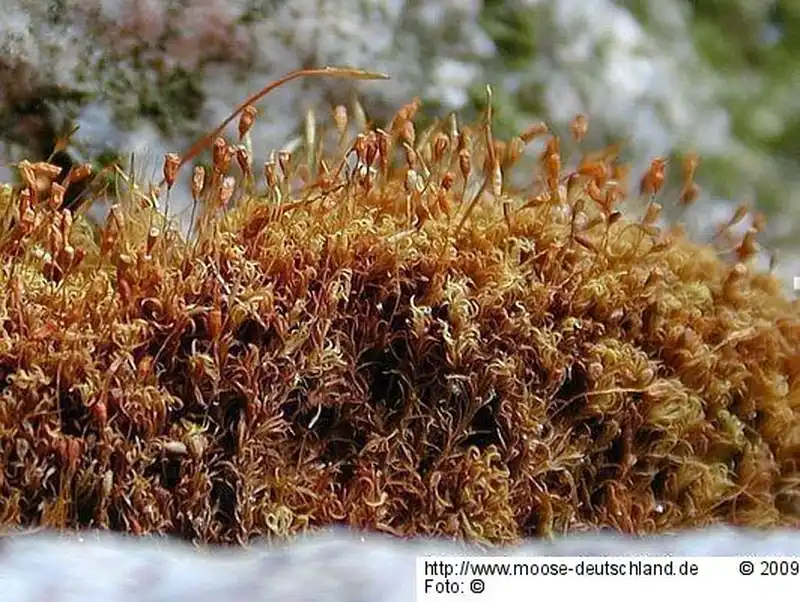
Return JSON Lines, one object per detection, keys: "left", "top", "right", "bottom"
{"left": 0, "top": 85, "right": 798, "bottom": 547}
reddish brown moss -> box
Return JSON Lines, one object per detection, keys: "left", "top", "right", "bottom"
{"left": 0, "top": 90, "right": 798, "bottom": 547}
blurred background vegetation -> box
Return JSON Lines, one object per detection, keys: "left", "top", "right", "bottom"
{"left": 1, "top": 0, "right": 798, "bottom": 288}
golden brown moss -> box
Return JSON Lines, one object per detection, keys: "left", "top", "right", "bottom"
{"left": 0, "top": 86, "right": 798, "bottom": 547}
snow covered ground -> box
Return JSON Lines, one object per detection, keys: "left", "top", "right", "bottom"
{"left": 1, "top": 527, "right": 800, "bottom": 602}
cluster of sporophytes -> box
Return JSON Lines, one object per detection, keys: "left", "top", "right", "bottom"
{"left": 0, "top": 68, "right": 798, "bottom": 547}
